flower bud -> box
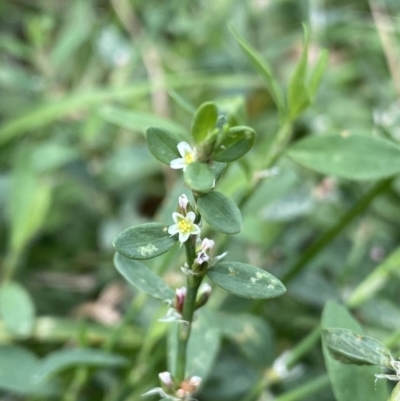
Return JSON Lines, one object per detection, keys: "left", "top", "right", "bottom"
{"left": 178, "top": 194, "right": 189, "bottom": 214}
{"left": 195, "top": 283, "right": 212, "bottom": 310}
{"left": 178, "top": 376, "right": 202, "bottom": 397}
{"left": 158, "top": 371, "right": 174, "bottom": 394}
{"left": 173, "top": 287, "right": 187, "bottom": 314}
{"left": 200, "top": 238, "right": 214, "bottom": 252}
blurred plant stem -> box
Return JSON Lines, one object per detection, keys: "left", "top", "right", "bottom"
{"left": 2, "top": 250, "right": 20, "bottom": 283}
{"left": 239, "top": 121, "right": 293, "bottom": 209}
{"left": 282, "top": 178, "right": 393, "bottom": 283}
{"left": 274, "top": 374, "right": 330, "bottom": 401}
{"left": 63, "top": 367, "right": 89, "bottom": 401}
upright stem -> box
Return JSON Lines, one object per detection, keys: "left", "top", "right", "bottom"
{"left": 175, "top": 238, "right": 203, "bottom": 382}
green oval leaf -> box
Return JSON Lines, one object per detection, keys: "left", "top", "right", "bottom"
{"left": 207, "top": 262, "right": 286, "bottom": 299}
{"left": 213, "top": 126, "right": 256, "bottom": 162}
{"left": 197, "top": 191, "right": 242, "bottom": 234}
{"left": 114, "top": 252, "right": 174, "bottom": 300}
{"left": 0, "top": 345, "right": 58, "bottom": 396}
{"left": 191, "top": 101, "right": 218, "bottom": 144}
{"left": 33, "top": 348, "right": 128, "bottom": 382}
{"left": 323, "top": 328, "right": 393, "bottom": 368}
{"left": 113, "top": 222, "right": 177, "bottom": 260}
{"left": 146, "top": 127, "right": 180, "bottom": 165}
{"left": 389, "top": 383, "right": 400, "bottom": 401}
{"left": 184, "top": 162, "right": 215, "bottom": 193}
{"left": 0, "top": 282, "right": 35, "bottom": 337}
{"left": 287, "top": 134, "right": 400, "bottom": 180}
{"left": 322, "top": 301, "right": 388, "bottom": 401}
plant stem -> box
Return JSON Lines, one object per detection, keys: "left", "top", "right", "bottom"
{"left": 275, "top": 374, "right": 331, "bottom": 401}
{"left": 282, "top": 178, "right": 393, "bottom": 284}
{"left": 175, "top": 273, "right": 203, "bottom": 381}
{"left": 63, "top": 367, "right": 89, "bottom": 401}
{"left": 239, "top": 121, "right": 292, "bottom": 210}
{"left": 175, "top": 239, "right": 203, "bottom": 382}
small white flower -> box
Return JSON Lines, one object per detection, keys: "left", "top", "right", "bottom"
{"left": 168, "top": 211, "right": 201, "bottom": 244}
{"left": 170, "top": 142, "right": 196, "bottom": 171}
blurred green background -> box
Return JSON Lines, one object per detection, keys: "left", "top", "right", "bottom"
{"left": 2, "top": 0, "right": 400, "bottom": 400}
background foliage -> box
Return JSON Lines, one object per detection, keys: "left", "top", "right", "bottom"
{"left": 1, "top": 0, "right": 400, "bottom": 400}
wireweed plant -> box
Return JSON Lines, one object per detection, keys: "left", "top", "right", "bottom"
{"left": 3, "top": 2, "right": 400, "bottom": 401}
{"left": 112, "top": 102, "right": 287, "bottom": 400}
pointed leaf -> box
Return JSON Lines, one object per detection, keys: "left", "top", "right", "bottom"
{"left": 191, "top": 102, "right": 218, "bottom": 143}
{"left": 207, "top": 261, "right": 286, "bottom": 299}
{"left": 184, "top": 162, "right": 215, "bottom": 193}
{"left": 0, "top": 282, "right": 35, "bottom": 337}
{"left": 288, "top": 25, "right": 311, "bottom": 120}
{"left": 309, "top": 49, "right": 328, "bottom": 98}
{"left": 197, "top": 191, "right": 242, "bottom": 234}
{"left": 288, "top": 133, "right": 400, "bottom": 180}
{"left": 322, "top": 301, "right": 388, "bottom": 401}
{"left": 213, "top": 126, "right": 256, "bottom": 162}
{"left": 146, "top": 127, "right": 181, "bottom": 165}
{"left": 323, "top": 328, "right": 393, "bottom": 368}
{"left": 113, "top": 222, "right": 177, "bottom": 260}
{"left": 229, "top": 25, "right": 285, "bottom": 117}
{"left": 33, "top": 348, "right": 128, "bottom": 382}
{"left": 114, "top": 252, "right": 174, "bottom": 300}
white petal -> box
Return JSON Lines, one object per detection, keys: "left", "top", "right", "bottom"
{"left": 168, "top": 224, "right": 179, "bottom": 235}
{"left": 177, "top": 141, "right": 192, "bottom": 157}
{"left": 170, "top": 158, "right": 186, "bottom": 169}
{"left": 190, "top": 224, "right": 201, "bottom": 235}
{"left": 172, "top": 212, "right": 184, "bottom": 224}
{"left": 179, "top": 231, "right": 190, "bottom": 243}
{"left": 186, "top": 211, "right": 196, "bottom": 223}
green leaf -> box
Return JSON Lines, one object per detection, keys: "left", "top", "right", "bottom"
{"left": 322, "top": 301, "right": 388, "bottom": 401}
{"left": 98, "top": 105, "right": 187, "bottom": 137}
{"left": 288, "top": 25, "right": 311, "bottom": 120}
{"left": 389, "top": 383, "right": 400, "bottom": 401}
{"left": 323, "top": 328, "right": 393, "bottom": 368}
{"left": 0, "top": 345, "right": 58, "bottom": 396}
{"left": 219, "top": 312, "right": 274, "bottom": 367}
{"left": 229, "top": 25, "right": 285, "bottom": 117}
{"left": 213, "top": 126, "right": 256, "bottom": 162}
{"left": 113, "top": 222, "right": 177, "bottom": 260}
{"left": 33, "top": 348, "right": 128, "bottom": 382}
{"left": 114, "top": 252, "right": 174, "bottom": 300}
{"left": 309, "top": 49, "right": 328, "bottom": 98}
{"left": 0, "top": 282, "right": 35, "bottom": 337}
{"left": 197, "top": 191, "right": 242, "bottom": 234}
{"left": 168, "top": 308, "right": 220, "bottom": 381}
{"left": 287, "top": 133, "right": 400, "bottom": 180}
{"left": 191, "top": 101, "right": 218, "bottom": 143}
{"left": 146, "top": 127, "right": 181, "bottom": 165}
{"left": 10, "top": 148, "right": 52, "bottom": 254}
{"left": 207, "top": 262, "right": 286, "bottom": 299}
{"left": 184, "top": 162, "right": 215, "bottom": 193}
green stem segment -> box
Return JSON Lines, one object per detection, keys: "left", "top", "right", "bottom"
{"left": 175, "top": 238, "right": 204, "bottom": 382}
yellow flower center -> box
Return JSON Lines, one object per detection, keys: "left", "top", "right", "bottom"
{"left": 178, "top": 218, "right": 193, "bottom": 233}
{"left": 184, "top": 152, "right": 194, "bottom": 164}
